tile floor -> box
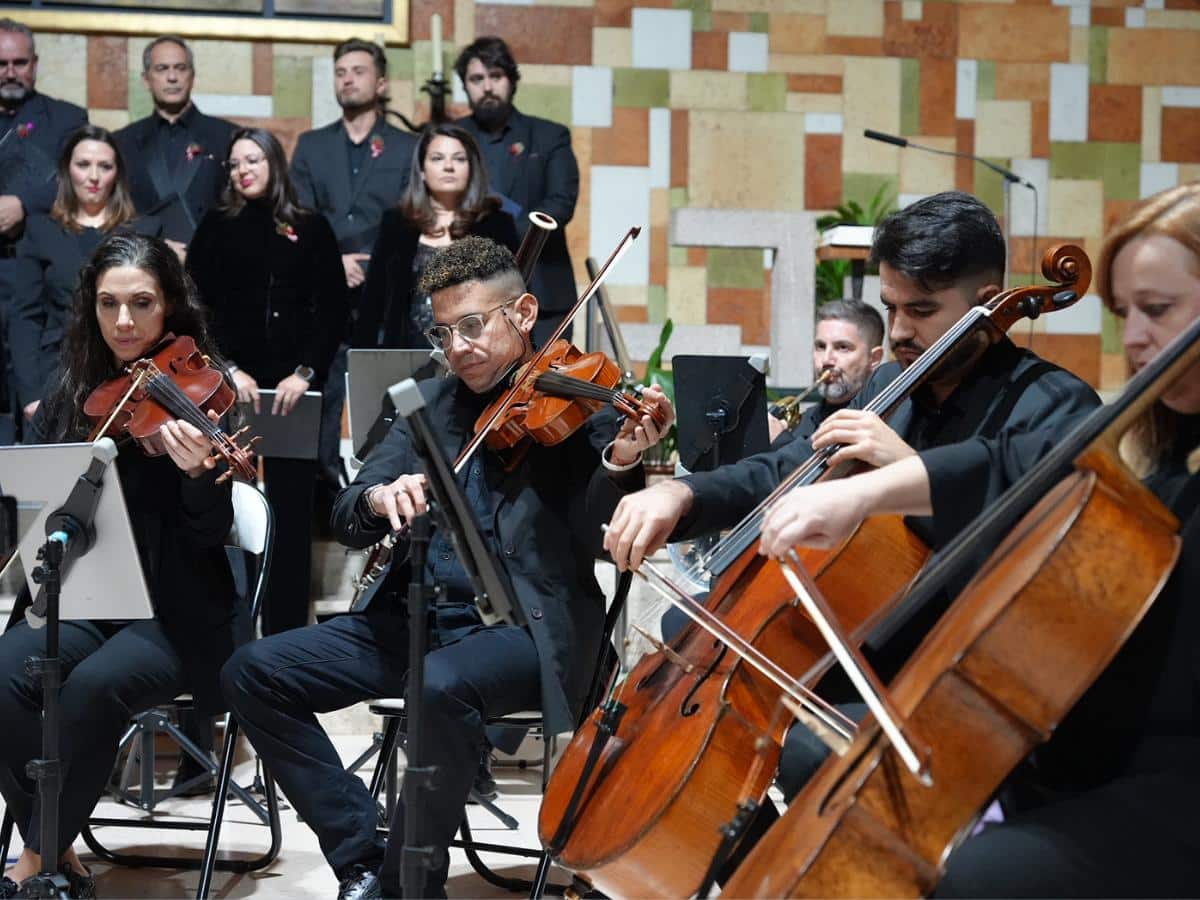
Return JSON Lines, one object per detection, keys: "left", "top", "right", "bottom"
{"left": 2, "top": 728, "right": 563, "bottom": 899}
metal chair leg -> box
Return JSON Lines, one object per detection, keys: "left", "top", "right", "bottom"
{"left": 1, "top": 809, "right": 14, "bottom": 868}
{"left": 196, "top": 715, "right": 239, "bottom": 899}
{"left": 82, "top": 717, "right": 282, "bottom": 880}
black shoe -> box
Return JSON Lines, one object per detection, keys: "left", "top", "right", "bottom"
{"left": 0, "top": 876, "right": 18, "bottom": 899}
{"left": 61, "top": 865, "right": 96, "bottom": 900}
{"left": 337, "top": 865, "right": 382, "bottom": 900}
{"left": 469, "top": 751, "right": 498, "bottom": 803}
{"left": 171, "top": 753, "right": 215, "bottom": 798}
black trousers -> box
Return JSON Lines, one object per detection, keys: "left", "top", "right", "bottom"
{"left": 0, "top": 618, "right": 185, "bottom": 855}
{"left": 935, "top": 770, "right": 1200, "bottom": 898}
{"left": 221, "top": 603, "right": 541, "bottom": 897}
{"left": 260, "top": 456, "right": 317, "bottom": 636}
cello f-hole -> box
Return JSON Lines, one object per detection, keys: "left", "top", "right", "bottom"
{"left": 680, "top": 644, "right": 727, "bottom": 718}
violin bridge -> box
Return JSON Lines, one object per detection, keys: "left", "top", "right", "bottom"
{"left": 631, "top": 624, "right": 694, "bottom": 673}
{"left": 779, "top": 695, "right": 852, "bottom": 757}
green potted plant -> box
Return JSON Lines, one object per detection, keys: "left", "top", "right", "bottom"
{"left": 642, "top": 318, "right": 677, "bottom": 475}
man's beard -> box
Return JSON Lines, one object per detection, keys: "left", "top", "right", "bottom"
{"left": 337, "top": 90, "right": 376, "bottom": 115}
{"left": 818, "top": 369, "right": 865, "bottom": 405}
{"left": 0, "top": 81, "right": 31, "bottom": 108}
{"left": 471, "top": 95, "right": 512, "bottom": 131}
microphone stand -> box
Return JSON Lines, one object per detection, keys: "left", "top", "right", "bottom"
{"left": 384, "top": 379, "right": 525, "bottom": 899}
{"left": 863, "top": 129, "right": 1038, "bottom": 286}
{"left": 22, "top": 439, "right": 117, "bottom": 900}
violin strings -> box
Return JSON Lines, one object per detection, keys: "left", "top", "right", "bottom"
{"left": 145, "top": 372, "right": 218, "bottom": 435}
{"left": 534, "top": 371, "right": 621, "bottom": 404}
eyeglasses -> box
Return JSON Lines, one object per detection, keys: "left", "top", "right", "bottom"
{"left": 225, "top": 153, "right": 266, "bottom": 171}
{"left": 424, "top": 297, "right": 519, "bottom": 351}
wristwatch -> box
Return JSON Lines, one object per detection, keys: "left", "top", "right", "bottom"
{"left": 294, "top": 365, "right": 315, "bottom": 382}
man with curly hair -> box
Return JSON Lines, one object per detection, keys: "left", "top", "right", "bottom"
{"left": 221, "top": 236, "right": 674, "bottom": 900}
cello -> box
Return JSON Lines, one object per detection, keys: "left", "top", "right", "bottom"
{"left": 537, "top": 246, "right": 1090, "bottom": 898}
{"left": 720, "top": 303, "right": 1200, "bottom": 898}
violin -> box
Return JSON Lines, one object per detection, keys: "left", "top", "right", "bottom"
{"left": 83, "top": 333, "right": 258, "bottom": 483}
{"left": 470, "top": 340, "right": 669, "bottom": 460}
{"left": 537, "top": 246, "right": 1092, "bottom": 899}
{"left": 452, "top": 226, "right": 663, "bottom": 473}
{"left": 720, "top": 296, "right": 1200, "bottom": 900}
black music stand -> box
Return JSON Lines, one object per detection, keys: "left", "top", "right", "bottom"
{"left": 0, "top": 439, "right": 149, "bottom": 899}
{"left": 673, "top": 355, "right": 770, "bottom": 472}
{"left": 385, "top": 379, "right": 525, "bottom": 897}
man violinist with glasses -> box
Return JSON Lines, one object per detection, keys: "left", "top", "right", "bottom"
{"left": 221, "top": 236, "right": 673, "bottom": 900}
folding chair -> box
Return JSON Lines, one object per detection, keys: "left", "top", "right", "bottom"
{"left": 74, "top": 481, "right": 282, "bottom": 899}
{"left": 366, "top": 570, "right": 632, "bottom": 895}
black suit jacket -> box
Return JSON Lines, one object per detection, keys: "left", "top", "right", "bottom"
{"left": 352, "top": 208, "right": 519, "bottom": 348}
{"left": 332, "top": 375, "right": 644, "bottom": 735}
{"left": 8, "top": 214, "right": 163, "bottom": 405}
{"left": 187, "top": 202, "right": 347, "bottom": 387}
{"left": 456, "top": 109, "right": 580, "bottom": 312}
{"left": 14, "top": 398, "right": 245, "bottom": 714}
{"left": 114, "top": 107, "right": 235, "bottom": 243}
{"left": 289, "top": 119, "right": 418, "bottom": 255}
{"left": 0, "top": 92, "right": 88, "bottom": 226}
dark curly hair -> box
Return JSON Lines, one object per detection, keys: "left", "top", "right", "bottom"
{"left": 417, "top": 235, "right": 525, "bottom": 298}
{"left": 44, "top": 233, "right": 227, "bottom": 441}
{"left": 870, "top": 190, "right": 1005, "bottom": 294}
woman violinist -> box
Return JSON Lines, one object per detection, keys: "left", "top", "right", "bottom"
{"left": 0, "top": 234, "right": 244, "bottom": 900}
{"left": 759, "top": 182, "right": 1200, "bottom": 896}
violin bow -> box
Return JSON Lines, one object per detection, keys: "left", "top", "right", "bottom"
{"left": 452, "top": 226, "right": 642, "bottom": 474}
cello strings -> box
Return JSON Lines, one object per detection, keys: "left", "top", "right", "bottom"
{"left": 628, "top": 554, "right": 857, "bottom": 740}
{"left": 693, "top": 306, "right": 992, "bottom": 580}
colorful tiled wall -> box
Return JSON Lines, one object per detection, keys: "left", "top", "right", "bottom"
{"left": 37, "top": 0, "right": 1200, "bottom": 389}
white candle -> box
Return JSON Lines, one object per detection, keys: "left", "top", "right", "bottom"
{"left": 431, "top": 14, "right": 443, "bottom": 78}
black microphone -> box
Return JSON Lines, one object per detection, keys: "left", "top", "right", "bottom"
{"left": 863, "top": 129, "right": 909, "bottom": 148}
{"left": 862, "top": 128, "right": 1035, "bottom": 189}
{"left": 27, "top": 438, "right": 118, "bottom": 627}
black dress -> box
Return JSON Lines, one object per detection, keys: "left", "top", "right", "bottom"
{"left": 919, "top": 416, "right": 1200, "bottom": 897}
{"left": 188, "top": 200, "right": 347, "bottom": 634}
{"left": 0, "top": 391, "right": 242, "bottom": 856}
{"left": 353, "top": 208, "right": 519, "bottom": 349}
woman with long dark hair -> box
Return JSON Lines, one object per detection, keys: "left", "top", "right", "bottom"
{"left": 0, "top": 234, "right": 243, "bottom": 900}
{"left": 187, "top": 127, "right": 346, "bottom": 635}
{"left": 8, "top": 125, "right": 163, "bottom": 424}
{"left": 353, "top": 122, "right": 518, "bottom": 348}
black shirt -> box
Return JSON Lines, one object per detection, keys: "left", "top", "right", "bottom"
{"left": 344, "top": 127, "right": 371, "bottom": 189}
{"left": 153, "top": 104, "right": 202, "bottom": 178}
